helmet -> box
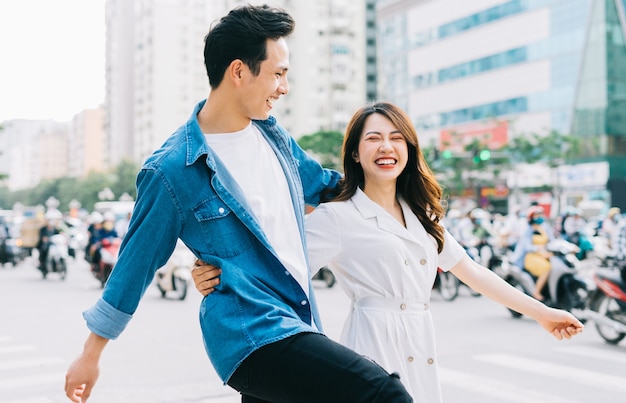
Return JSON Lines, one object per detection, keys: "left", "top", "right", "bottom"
{"left": 527, "top": 206, "right": 544, "bottom": 223}
{"left": 447, "top": 209, "right": 461, "bottom": 219}
{"left": 469, "top": 208, "right": 488, "bottom": 220}
{"left": 44, "top": 210, "right": 62, "bottom": 221}
{"left": 103, "top": 211, "right": 116, "bottom": 222}
{"left": 608, "top": 207, "right": 621, "bottom": 218}
{"left": 89, "top": 211, "right": 104, "bottom": 224}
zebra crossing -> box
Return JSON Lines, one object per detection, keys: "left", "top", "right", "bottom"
{"left": 2, "top": 327, "right": 625, "bottom": 403}
{"left": 0, "top": 335, "right": 65, "bottom": 403}
{"left": 439, "top": 343, "right": 626, "bottom": 402}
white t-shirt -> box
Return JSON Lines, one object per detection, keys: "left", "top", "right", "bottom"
{"left": 204, "top": 123, "right": 310, "bottom": 296}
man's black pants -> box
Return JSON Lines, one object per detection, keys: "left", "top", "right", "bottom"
{"left": 227, "top": 332, "right": 413, "bottom": 403}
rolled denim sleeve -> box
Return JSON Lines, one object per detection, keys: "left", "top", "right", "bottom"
{"left": 84, "top": 167, "right": 182, "bottom": 339}
{"left": 83, "top": 298, "right": 133, "bottom": 339}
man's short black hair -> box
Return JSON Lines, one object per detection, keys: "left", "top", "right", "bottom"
{"left": 204, "top": 4, "right": 295, "bottom": 89}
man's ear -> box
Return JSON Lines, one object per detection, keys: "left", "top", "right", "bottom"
{"left": 228, "top": 60, "right": 245, "bottom": 84}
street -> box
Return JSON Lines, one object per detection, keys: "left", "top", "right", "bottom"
{"left": 1, "top": 256, "right": 625, "bottom": 403}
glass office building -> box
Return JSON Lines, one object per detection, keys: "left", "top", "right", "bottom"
{"left": 377, "top": 0, "right": 626, "bottom": 210}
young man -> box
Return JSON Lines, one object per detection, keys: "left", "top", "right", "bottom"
{"left": 64, "top": 5, "right": 412, "bottom": 403}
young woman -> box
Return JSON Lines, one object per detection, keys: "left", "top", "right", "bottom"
{"left": 193, "top": 102, "right": 584, "bottom": 401}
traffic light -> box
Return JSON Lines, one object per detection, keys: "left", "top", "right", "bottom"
{"left": 472, "top": 148, "right": 491, "bottom": 163}
{"left": 442, "top": 150, "right": 452, "bottom": 159}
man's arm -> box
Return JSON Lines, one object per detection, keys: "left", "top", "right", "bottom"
{"left": 64, "top": 332, "right": 109, "bottom": 402}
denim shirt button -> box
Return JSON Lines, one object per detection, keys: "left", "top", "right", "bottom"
{"left": 284, "top": 270, "right": 290, "bottom": 276}
{"left": 300, "top": 300, "right": 307, "bottom": 306}
{"left": 218, "top": 207, "right": 225, "bottom": 214}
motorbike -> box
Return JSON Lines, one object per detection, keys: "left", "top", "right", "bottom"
{"left": 39, "top": 233, "right": 69, "bottom": 280}
{"left": 155, "top": 241, "right": 193, "bottom": 300}
{"left": 590, "top": 235, "right": 617, "bottom": 268}
{"left": 312, "top": 266, "right": 336, "bottom": 288}
{"left": 0, "top": 236, "right": 25, "bottom": 267}
{"left": 498, "top": 238, "right": 589, "bottom": 319}
{"left": 433, "top": 267, "right": 459, "bottom": 301}
{"left": 585, "top": 266, "right": 626, "bottom": 345}
{"left": 91, "top": 237, "right": 122, "bottom": 288}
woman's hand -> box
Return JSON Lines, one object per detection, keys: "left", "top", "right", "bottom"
{"left": 536, "top": 306, "right": 584, "bottom": 340}
{"left": 192, "top": 260, "right": 222, "bottom": 296}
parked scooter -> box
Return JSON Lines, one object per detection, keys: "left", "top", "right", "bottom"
{"left": 91, "top": 237, "right": 122, "bottom": 288}
{"left": 39, "top": 233, "right": 69, "bottom": 280}
{"left": 585, "top": 266, "right": 626, "bottom": 345}
{"left": 155, "top": 241, "right": 193, "bottom": 300}
{"left": 498, "top": 238, "right": 589, "bottom": 319}
{"left": 0, "top": 236, "right": 25, "bottom": 267}
{"left": 433, "top": 267, "right": 459, "bottom": 301}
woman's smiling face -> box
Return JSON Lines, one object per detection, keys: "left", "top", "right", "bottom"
{"left": 356, "top": 112, "right": 408, "bottom": 187}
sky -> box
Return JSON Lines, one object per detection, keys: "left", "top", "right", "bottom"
{"left": 0, "top": 0, "right": 106, "bottom": 122}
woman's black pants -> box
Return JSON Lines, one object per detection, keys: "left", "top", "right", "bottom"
{"left": 227, "top": 332, "right": 413, "bottom": 403}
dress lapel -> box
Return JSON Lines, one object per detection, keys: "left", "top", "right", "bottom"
{"left": 351, "top": 188, "right": 421, "bottom": 245}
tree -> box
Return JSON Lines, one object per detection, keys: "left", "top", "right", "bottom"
{"left": 297, "top": 130, "right": 344, "bottom": 172}
{"left": 0, "top": 160, "right": 140, "bottom": 212}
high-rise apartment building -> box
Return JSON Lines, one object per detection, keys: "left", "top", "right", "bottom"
{"left": 377, "top": 0, "right": 626, "bottom": 209}
{"left": 68, "top": 107, "right": 106, "bottom": 178}
{"left": 0, "top": 120, "right": 68, "bottom": 191}
{"left": 107, "top": 0, "right": 369, "bottom": 149}
{"left": 105, "top": 0, "right": 223, "bottom": 164}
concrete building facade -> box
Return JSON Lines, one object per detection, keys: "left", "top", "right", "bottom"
{"left": 377, "top": 0, "right": 626, "bottom": 211}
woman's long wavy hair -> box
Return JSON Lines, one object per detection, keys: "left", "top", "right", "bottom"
{"left": 333, "top": 102, "right": 446, "bottom": 252}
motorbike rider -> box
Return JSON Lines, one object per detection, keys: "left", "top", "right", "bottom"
{"left": 601, "top": 207, "right": 621, "bottom": 250}
{"left": 512, "top": 206, "right": 555, "bottom": 300}
{"left": 37, "top": 211, "right": 62, "bottom": 272}
{"left": 89, "top": 211, "right": 119, "bottom": 270}
{"left": 562, "top": 208, "right": 593, "bottom": 260}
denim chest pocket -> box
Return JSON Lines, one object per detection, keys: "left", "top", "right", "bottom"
{"left": 192, "top": 198, "right": 254, "bottom": 258}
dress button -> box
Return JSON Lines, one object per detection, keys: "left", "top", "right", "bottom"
{"left": 427, "top": 358, "right": 434, "bottom": 365}
{"left": 218, "top": 207, "right": 225, "bottom": 214}
{"left": 423, "top": 303, "right": 429, "bottom": 310}
{"left": 300, "top": 300, "right": 307, "bottom": 306}
{"left": 407, "top": 356, "right": 414, "bottom": 363}
{"left": 420, "top": 258, "right": 427, "bottom": 265}
{"left": 400, "top": 303, "right": 407, "bottom": 310}
{"left": 404, "top": 259, "right": 409, "bottom": 266}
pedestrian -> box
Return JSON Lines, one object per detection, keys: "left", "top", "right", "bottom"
{"left": 64, "top": 5, "right": 412, "bottom": 403}
{"left": 194, "top": 102, "right": 584, "bottom": 401}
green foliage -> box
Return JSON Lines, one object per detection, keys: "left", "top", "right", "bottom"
{"left": 502, "top": 130, "right": 580, "bottom": 166}
{"left": 297, "top": 130, "right": 344, "bottom": 171}
{"left": 426, "top": 130, "right": 580, "bottom": 196}
{"left": 0, "top": 159, "right": 140, "bottom": 212}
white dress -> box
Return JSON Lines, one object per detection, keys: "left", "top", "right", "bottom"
{"left": 306, "top": 188, "right": 466, "bottom": 401}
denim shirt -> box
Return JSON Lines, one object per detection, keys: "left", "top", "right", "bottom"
{"left": 83, "top": 100, "right": 342, "bottom": 381}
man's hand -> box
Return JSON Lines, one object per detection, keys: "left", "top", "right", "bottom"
{"left": 65, "top": 333, "right": 108, "bottom": 402}
{"left": 192, "top": 260, "right": 222, "bottom": 296}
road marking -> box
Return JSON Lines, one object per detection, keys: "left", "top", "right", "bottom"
{"left": 556, "top": 345, "right": 626, "bottom": 365}
{"left": 439, "top": 367, "right": 582, "bottom": 403}
{"left": 0, "top": 345, "right": 36, "bottom": 354}
{"left": 475, "top": 353, "right": 626, "bottom": 392}
{"left": 0, "top": 372, "right": 64, "bottom": 389}
{"left": 0, "top": 357, "right": 63, "bottom": 371}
